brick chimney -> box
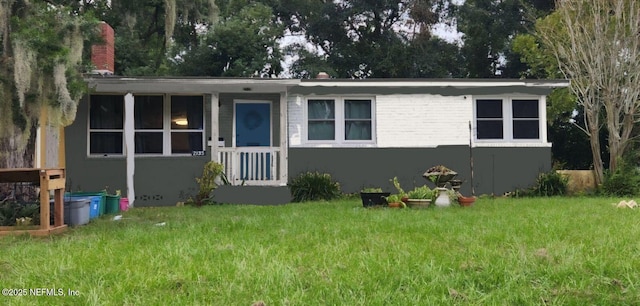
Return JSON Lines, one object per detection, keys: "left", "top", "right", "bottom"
{"left": 91, "top": 22, "right": 115, "bottom": 75}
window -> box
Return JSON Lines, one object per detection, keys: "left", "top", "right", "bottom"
{"left": 476, "top": 99, "right": 503, "bottom": 139}
{"left": 89, "top": 95, "right": 124, "bottom": 155}
{"left": 475, "top": 97, "right": 541, "bottom": 141}
{"left": 512, "top": 99, "right": 539, "bottom": 139}
{"left": 89, "top": 94, "right": 204, "bottom": 156}
{"left": 134, "top": 95, "right": 163, "bottom": 154}
{"left": 171, "top": 96, "right": 204, "bottom": 154}
{"left": 306, "top": 97, "right": 374, "bottom": 143}
{"left": 344, "top": 99, "right": 372, "bottom": 140}
{"left": 308, "top": 99, "right": 335, "bottom": 140}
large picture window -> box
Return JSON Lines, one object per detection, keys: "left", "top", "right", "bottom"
{"left": 89, "top": 94, "right": 204, "bottom": 156}
{"left": 306, "top": 97, "right": 374, "bottom": 143}
{"left": 475, "top": 97, "right": 541, "bottom": 141}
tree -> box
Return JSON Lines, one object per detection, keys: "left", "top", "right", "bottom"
{"left": 0, "top": 1, "right": 98, "bottom": 168}
{"left": 171, "top": 2, "right": 283, "bottom": 77}
{"left": 535, "top": 0, "right": 640, "bottom": 184}
{"left": 453, "top": 0, "right": 555, "bottom": 77}
{"left": 101, "top": 0, "right": 218, "bottom": 75}
{"left": 280, "top": 0, "right": 461, "bottom": 78}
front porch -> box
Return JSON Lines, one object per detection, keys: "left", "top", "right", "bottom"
{"left": 209, "top": 92, "right": 288, "bottom": 187}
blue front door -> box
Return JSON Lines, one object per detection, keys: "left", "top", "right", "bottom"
{"left": 235, "top": 102, "right": 271, "bottom": 180}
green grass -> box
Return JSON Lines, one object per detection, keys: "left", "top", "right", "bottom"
{"left": 1, "top": 197, "right": 640, "bottom": 305}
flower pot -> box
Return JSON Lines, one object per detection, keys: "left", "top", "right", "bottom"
{"left": 388, "top": 202, "right": 404, "bottom": 208}
{"left": 458, "top": 196, "right": 476, "bottom": 207}
{"left": 360, "top": 192, "right": 390, "bottom": 207}
{"left": 434, "top": 188, "right": 451, "bottom": 207}
{"left": 405, "top": 199, "right": 431, "bottom": 209}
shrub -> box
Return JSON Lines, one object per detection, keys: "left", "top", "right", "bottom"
{"left": 531, "top": 170, "right": 568, "bottom": 197}
{"left": 509, "top": 170, "right": 568, "bottom": 197}
{"left": 0, "top": 201, "right": 39, "bottom": 226}
{"left": 190, "top": 161, "right": 228, "bottom": 206}
{"left": 601, "top": 160, "right": 640, "bottom": 196}
{"left": 289, "top": 172, "right": 341, "bottom": 202}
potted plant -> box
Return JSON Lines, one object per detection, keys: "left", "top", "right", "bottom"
{"left": 423, "top": 165, "right": 458, "bottom": 188}
{"left": 456, "top": 192, "right": 476, "bottom": 207}
{"left": 385, "top": 194, "right": 406, "bottom": 208}
{"left": 360, "top": 187, "right": 390, "bottom": 207}
{"left": 406, "top": 185, "right": 433, "bottom": 208}
{"left": 423, "top": 165, "right": 457, "bottom": 207}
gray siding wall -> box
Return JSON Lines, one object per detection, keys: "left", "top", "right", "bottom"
{"left": 65, "top": 95, "right": 211, "bottom": 207}
{"left": 288, "top": 146, "right": 551, "bottom": 196}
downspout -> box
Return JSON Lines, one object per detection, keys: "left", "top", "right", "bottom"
{"left": 124, "top": 93, "right": 135, "bottom": 207}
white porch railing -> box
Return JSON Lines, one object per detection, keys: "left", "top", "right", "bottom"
{"left": 218, "top": 147, "right": 282, "bottom": 186}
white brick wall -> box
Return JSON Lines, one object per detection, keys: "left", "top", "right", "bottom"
{"left": 376, "top": 94, "right": 471, "bottom": 147}
{"left": 288, "top": 93, "right": 472, "bottom": 148}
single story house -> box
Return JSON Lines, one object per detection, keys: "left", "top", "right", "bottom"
{"left": 64, "top": 76, "right": 569, "bottom": 206}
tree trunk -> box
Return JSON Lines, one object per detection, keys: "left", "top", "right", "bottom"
{"left": 0, "top": 123, "right": 36, "bottom": 169}
{"left": 586, "top": 111, "right": 604, "bottom": 185}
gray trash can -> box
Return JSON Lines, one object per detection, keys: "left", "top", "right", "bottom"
{"left": 50, "top": 198, "right": 90, "bottom": 226}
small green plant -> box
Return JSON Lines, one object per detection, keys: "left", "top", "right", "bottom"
{"left": 390, "top": 177, "right": 406, "bottom": 197}
{"left": 385, "top": 194, "right": 407, "bottom": 208}
{"left": 407, "top": 185, "right": 434, "bottom": 200}
{"left": 190, "top": 161, "right": 228, "bottom": 206}
{"left": 289, "top": 172, "right": 341, "bottom": 202}
{"left": 361, "top": 187, "right": 383, "bottom": 193}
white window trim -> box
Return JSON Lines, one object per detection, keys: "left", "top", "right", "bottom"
{"left": 472, "top": 95, "right": 547, "bottom": 145}
{"left": 303, "top": 96, "right": 377, "bottom": 146}
{"left": 88, "top": 94, "right": 206, "bottom": 157}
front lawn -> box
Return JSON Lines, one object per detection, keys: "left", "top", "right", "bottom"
{"left": 1, "top": 197, "right": 639, "bottom": 305}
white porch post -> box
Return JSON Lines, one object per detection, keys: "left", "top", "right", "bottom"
{"left": 540, "top": 95, "right": 548, "bottom": 144}
{"left": 279, "top": 91, "right": 288, "bottom": 185}
{"left": 210, "top": 93, "right": 220, "bottom": 162}
{"left": 124, "top": 93, "right": 135, "bottom": 207}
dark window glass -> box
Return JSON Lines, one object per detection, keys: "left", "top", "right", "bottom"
{"left": 90, "top": 95, "right": 123, "bottom": 129}
{"left": 308, "top": 100, "right": 335, "bottom": 140}
{"left": 171, "top": 132, "right": 204, "bottom": 154}
{"left": 344, "top": 99, "right": 372, "bottom": 140}
{"left": 135, "top": 132, "right": 163, "bottom": 154}
{"left": 172, "top": 96, "right": 204, "bottom": 130}
{"left": 134, "top": 95, "right": 163, "bottom": 129}
{"left": 513, "top": 120, "right": 540, "bottom": 139}
{"left": 90, "top": 132, "right": 123, "bottom": 154}
{"left": 477, "top": 120, "right": 503, "bottom": 139}
{"left": 513, "top": 100, "right": 539, "bottom": 118}
{"left": 476, "top": 99, "right": 503, "bottom": 118}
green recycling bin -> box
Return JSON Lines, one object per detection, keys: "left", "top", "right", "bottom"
{"left": 105, "top": 195, "right": 120, "bottom": 214}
